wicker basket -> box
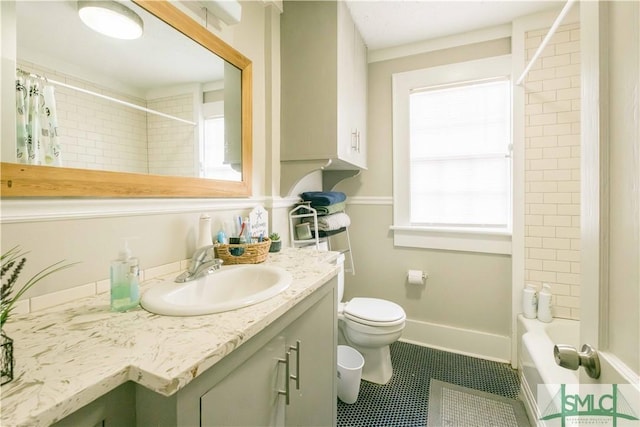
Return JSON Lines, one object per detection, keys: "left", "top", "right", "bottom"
{"left": 215, "top": 238, "right": 271, "bottom": 265}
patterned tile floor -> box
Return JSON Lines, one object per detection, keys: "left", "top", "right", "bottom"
{"left": 337, "top": 341, "right": 522, "bottom": 427}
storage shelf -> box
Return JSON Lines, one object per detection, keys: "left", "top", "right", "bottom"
{"left": 288, "top": 204, "right": 355, "bottom": 275}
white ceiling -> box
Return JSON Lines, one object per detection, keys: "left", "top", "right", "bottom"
{"left": 345, "top": 0, "right": 565, "bottom": 51}
{"left": 16, "top": 1, "right": 567, "bottom": 95}
{"left": 16, "top": 1, "right": 224, "bottom": 96}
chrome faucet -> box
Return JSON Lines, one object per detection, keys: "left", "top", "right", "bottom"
{"left": 175, "top": 245, "right": 224, "bottom": 283}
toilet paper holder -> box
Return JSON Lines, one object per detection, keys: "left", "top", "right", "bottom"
{"left": 407, "top": 270, "right": 428, "bottom": 285}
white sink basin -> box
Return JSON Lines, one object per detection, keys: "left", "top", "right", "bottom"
{"left": 141, "top": 264, "right": 292, "bottom": 316}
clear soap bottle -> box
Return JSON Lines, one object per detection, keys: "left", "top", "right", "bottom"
{"left": 110, "top": 239, "right": 140, "bottom": 312}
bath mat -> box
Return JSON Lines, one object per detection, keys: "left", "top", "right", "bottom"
{"left": 427, "top": 379, "right": 530, "bottom": 427}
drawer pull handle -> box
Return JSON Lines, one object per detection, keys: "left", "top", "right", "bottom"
{"left": 289, "top": 340, "right": 301, "bottom": 390}
{"left": 277, "top": 353, "right": 291, "bottom": 405}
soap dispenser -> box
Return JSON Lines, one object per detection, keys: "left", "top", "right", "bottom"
{"left": 537, "top": 283, "right": 553, "bottom": 323}
{"left": 110, "top": 239, "right": 140, "bottom": 312}
{"left": 197, "top": 214, "right": 213, "bottom": 249}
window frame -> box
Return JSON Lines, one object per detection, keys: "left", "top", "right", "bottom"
{"left": 391, "top": 55, "right": 513, "bottom": 254}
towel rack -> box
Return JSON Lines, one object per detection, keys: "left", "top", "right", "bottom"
{"left": 288, "top": 204, "right": 355, "bottom": 275}
{"left": 289, "top": 204, "right": 321, "bottom": 250}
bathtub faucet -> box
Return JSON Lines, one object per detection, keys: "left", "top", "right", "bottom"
{"left": 553, "top": 344, "right": 601, "bottom": 379}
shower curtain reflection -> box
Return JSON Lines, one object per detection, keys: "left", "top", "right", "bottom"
{"left": 15, "top": 73, "right": 61, "bottom": 166}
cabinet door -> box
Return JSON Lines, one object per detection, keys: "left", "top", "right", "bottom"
{"left": 284, "top": 288, "right": 337, "bottom": 427}
{"left": 352, "top": 27, "right": 368, "bottom": 169}
{"left": 200, "top": 336, "right": 287, "bottom": 427}
{"left": 337, "top": 0, "right": 355, "bottom": 163}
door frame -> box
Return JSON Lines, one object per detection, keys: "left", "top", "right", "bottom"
{"left": 580, "top": 0, "right": 640, "bottom": 387}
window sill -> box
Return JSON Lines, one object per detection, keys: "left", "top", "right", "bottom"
{"left": 389, "top": 225, "right": 512, "bottom": 255}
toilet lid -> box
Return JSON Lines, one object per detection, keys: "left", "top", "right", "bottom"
{"left": 344, "top": 298, "right": 406, "bottom": 326}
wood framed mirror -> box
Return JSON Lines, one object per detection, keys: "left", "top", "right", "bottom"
{"left": 1, "top": 0, "right": 252, "bottom": 198}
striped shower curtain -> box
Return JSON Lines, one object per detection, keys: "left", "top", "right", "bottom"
{"left": 15, "top": 75, "right": 62, "bottom": 166}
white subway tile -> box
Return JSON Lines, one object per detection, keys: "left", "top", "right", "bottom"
{"left": 543, "top": 260, "right": 571, "bottom": 273}
{"left": 543, "top": 123, "right": 572, "bottom": 136}
{"left": 556, "top": 250, "right": 580, "bottom": 262}
{"left": 556, "top": 295, "right": 580, "bottom": 308}
{"left": 553, "top": 306, "right": 572, "bottom": 319}
{"left": 542, "top": 54, "right": 571, "bottom": 68}
{"left": 543, "top": 100, "right": 572, "bottom": 113}
{"left": 530, "top": 113, "right": 558, "bottom": 126}
{"left": 542, "top": 237, "right": 571, "bottom": 250}
{"left": 544, "top": 215, "right": 572, "bottom": 227}
{"left": 543, "top": 146, "right": 572, "bottom": 159}
{"left": 525, "top": 236, "right": 543, "bottom": 248}
{"left": 529, "top": 247, "right": 557, "bottom": 260}
{"left": 529, "top": 270, "right": 557, "bottom": 283}
{"left": 525, "top": 258, "right": 543, "bottom": 270}
{"left": 556, "top": 227, "right": 581, "bottom": 239}
{"left": 551, "top": 283, "right": 572, "bottom": 296}
{"left": 529, "top": 203, "right": 557, "bottom": 215}
{"left": 543, "top": 192, "right": 572, "bottom": 204}
{"left": 556, "top": 272, "right": 581, "bottom": 285}
{"left": 543, "top": 169, "right": 572, "bottom": 181}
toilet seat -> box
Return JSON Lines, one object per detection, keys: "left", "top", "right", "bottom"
{"left": 341, "top": 297, "right": 406, "bottom": 327}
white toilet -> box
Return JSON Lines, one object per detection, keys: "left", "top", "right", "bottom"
{"left": 335, "top": 256, "right": 406, "bottom": 385}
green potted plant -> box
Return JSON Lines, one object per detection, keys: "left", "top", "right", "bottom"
{"left": 268, "top": 232, "right": 282, "bottom": 253}
{"left": 1, "top": 246, "right": 77, "bottom": 385}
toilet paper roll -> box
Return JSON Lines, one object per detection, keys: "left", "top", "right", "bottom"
{"left": 407, "top": 270, "right": 425, "bottom": 285}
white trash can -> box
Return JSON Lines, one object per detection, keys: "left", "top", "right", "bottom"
{"left": 337, "top": 345, "right": 364, "bottom": 404}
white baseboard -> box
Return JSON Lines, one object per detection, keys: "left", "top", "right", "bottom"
{"left": 400, "top": 318, "right": 511, "bottom": 363}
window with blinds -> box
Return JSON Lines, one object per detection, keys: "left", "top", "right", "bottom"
{"left": 408, "top": 79, "right": 511, "bottom": 228}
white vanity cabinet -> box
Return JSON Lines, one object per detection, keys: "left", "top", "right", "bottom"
{"left": 136, "top": 277, "right": 337, "bottom": 427}
{"left": 281, "top": 0, "right": 367, "bottom": 171}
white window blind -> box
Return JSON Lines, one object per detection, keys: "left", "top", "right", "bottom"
{"left": 408, "top": 79, "right": 511, "bottom": 228}
{"left": 201, "top": 116, "right": 241, "bottom": 181}
{"left": 391, "top": 55, "right": 513, "bottom": 254}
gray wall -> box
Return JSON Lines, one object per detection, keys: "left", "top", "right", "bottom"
{"left": 337, "top": 37, "right": 513, "bottom": 337}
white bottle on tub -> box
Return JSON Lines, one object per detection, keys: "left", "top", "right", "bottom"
{"left": 537, "top": 283, "right": 553, "bottom": 323}
{"left": 522, "top": 284, "right": 538, "bottom": 319}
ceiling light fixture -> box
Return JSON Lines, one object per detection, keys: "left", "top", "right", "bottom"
{"left": 78, "top": 1, "right": 143, "bottom": 40}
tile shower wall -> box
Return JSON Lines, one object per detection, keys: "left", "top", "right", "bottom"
{"left": 147, "top": 94, "right": 198, "bottom": 177}
{"left": 524, "top": 23, "right": 581, "bottom": 320}
{"left": 18, "top": 61, "right": 148, "bottom": 173}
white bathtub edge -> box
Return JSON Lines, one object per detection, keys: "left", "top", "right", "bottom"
{"left": 520, "top": 370, "right": 546, "bottom": 427}
{"left": 518, "top": 315, "right": 580, "bottom": 427}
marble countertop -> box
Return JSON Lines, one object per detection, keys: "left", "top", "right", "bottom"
{"left": 0, "top": 248, "right": 339, "bottom": 427}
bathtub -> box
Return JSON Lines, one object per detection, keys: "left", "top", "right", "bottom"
{"left": 517, "top": 315, "right": 579, "bottom": 426}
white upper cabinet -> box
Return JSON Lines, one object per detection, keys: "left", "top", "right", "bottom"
{"left": 281, "top": 1, "right": 368, "bottom": 170}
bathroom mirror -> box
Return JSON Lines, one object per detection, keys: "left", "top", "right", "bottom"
{"left": 1, "top": 0, "right": 252, "bottom": 197}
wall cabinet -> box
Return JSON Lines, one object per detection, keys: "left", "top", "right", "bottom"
{"left": 281, "top": 1, "right": 368, "bottom": 174}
